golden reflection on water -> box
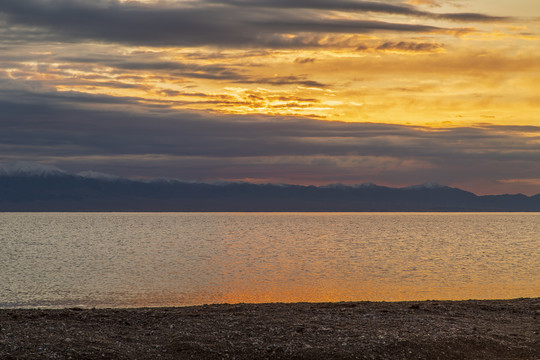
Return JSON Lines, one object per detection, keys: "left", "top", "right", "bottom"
{"left": 129, "top": 279, "right": 539, "bottom": 308}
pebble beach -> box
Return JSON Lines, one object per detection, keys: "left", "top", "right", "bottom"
{"left": 1, "top": 298, "right": 538, "bottom": 359}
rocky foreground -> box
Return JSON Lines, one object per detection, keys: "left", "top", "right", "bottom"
{"left": 1, "top": 298, "right": 539, "bottom": 359}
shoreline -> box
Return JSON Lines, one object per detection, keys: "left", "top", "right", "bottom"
{"left": 1, "top": 298, "right": 538, "bottom": 359}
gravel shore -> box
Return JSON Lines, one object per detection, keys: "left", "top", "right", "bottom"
{"left": 1, "top": 298, "right": 538, "bottom": 359}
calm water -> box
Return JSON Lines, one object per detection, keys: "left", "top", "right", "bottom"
{"left": 0, "top": 212, "right": 538, "bottom": 308}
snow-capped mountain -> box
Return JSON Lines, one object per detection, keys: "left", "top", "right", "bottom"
{"left": 0, "top": 161, "right": 68, "bottom": 177}
{"left": 0, "top": 162, "right": 122, "bottom": 181}
{"left": 76, "top": 170, "right": 121, "bottom": 181}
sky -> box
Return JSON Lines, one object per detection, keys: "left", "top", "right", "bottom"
{"left": 1, "top": 0, "right": 539, "bottom": 195}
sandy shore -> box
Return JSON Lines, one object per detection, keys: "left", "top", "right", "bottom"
{"left": 1, "top": 298, "right": 538, "bottom": 359}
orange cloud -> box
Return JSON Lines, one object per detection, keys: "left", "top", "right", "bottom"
{"left": 407, "top": 0, "right": 441, "bottom": 6}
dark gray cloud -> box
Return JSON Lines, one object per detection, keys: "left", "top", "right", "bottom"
{"left": 0, "top": 85, "right": 539, "bottom": 195}
{"left": 59, "top": 57, "right": 248, "bottom": 81}
{"left": 209, "top": 0, "right": 425, "bottom": 14}
{"left": 438, "top": 12, "right": 507, "bottom": 22}
{"left": 0, "top": 0, "right": 497, "bottom": 48}
{"left": 294, "top": 58, "right": 316, "bottom": 64}
{"left": 235, "top": 75, "right": 327, "bottom": 88}
{"left": 58, "top": 57, "right": 325, "bottom": 87}
{"left": 352, "top": 40, "right": 444, "bottom": 52}
{"left": 208, "top": 0, "right": 508, "bottom": 22}
{"left": 375, "top": 41, "right": 443, "bottom": 52}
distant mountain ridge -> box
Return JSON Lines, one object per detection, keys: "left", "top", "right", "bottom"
{"left": 1, "top": 162, "right": 539, "bottom": 211}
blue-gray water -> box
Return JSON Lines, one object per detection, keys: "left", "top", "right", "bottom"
{"left": 1, "top": 212, "right": 538, "bottom": 308}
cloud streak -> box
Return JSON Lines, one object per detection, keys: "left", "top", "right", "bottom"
{"left": 208, "top": 0, "right": 508, "bottom": 22}
{"left": 0, "top": 0, "right": 503, "bottom": 48}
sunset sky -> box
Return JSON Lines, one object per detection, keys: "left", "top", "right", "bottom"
{"left": 1, "top": 0, "right": 539, "bottom": 195}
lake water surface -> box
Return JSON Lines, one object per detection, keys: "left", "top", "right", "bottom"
{"left": 1, "top": 212, "right": 538, "bottom": 308}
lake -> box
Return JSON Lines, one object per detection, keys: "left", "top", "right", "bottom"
{"left": 1, "top": 212, "right": 538, "bottom": 308}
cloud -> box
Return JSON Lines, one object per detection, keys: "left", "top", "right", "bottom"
{"left": 372, "top": 41, "right": 444, "bottom": 52}
{"left": 1, "top": 87, "right": 539, "bottom": 193}
{"left": 294, "top": 58, "right": 316, "bottom": 64}
{"left": 59, "top": 57, "right": 248, "bottom": 81}
{"left": 0, "top": 0, "right": 503, "bottom": 49}
{"left": 498, "top": 178, "right": 540, "bottom": 186}
{"left": 50, "top": 54, "right": 327, "bottom": 87}
{"left": 407, "top": 0, "right": 441, "bottom": 7}
{"left": 437, "top": 12, "right": 508, "bottom": 23}
{"left": 207, "top": 0, "right": 506, "bottom": 22}
{"left": 235, "top": 75, "right": 327, "bottom": 88}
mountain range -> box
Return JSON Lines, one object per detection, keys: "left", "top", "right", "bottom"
{"left": 1, "top": 162, "right": 539, "bottom": 212}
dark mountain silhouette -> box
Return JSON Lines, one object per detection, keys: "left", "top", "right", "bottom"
{"left": 1, "top": 162, "right": 539, "bottom": 211}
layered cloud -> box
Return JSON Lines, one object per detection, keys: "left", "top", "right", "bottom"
{"left": 1, "top": 88, "right": 539, "bottom": 194}
{"left": 0, "top": 0, "right": 539, "bottom": 195}
{"left": 0, "top": 0, "right": 508, "bottom": 48}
